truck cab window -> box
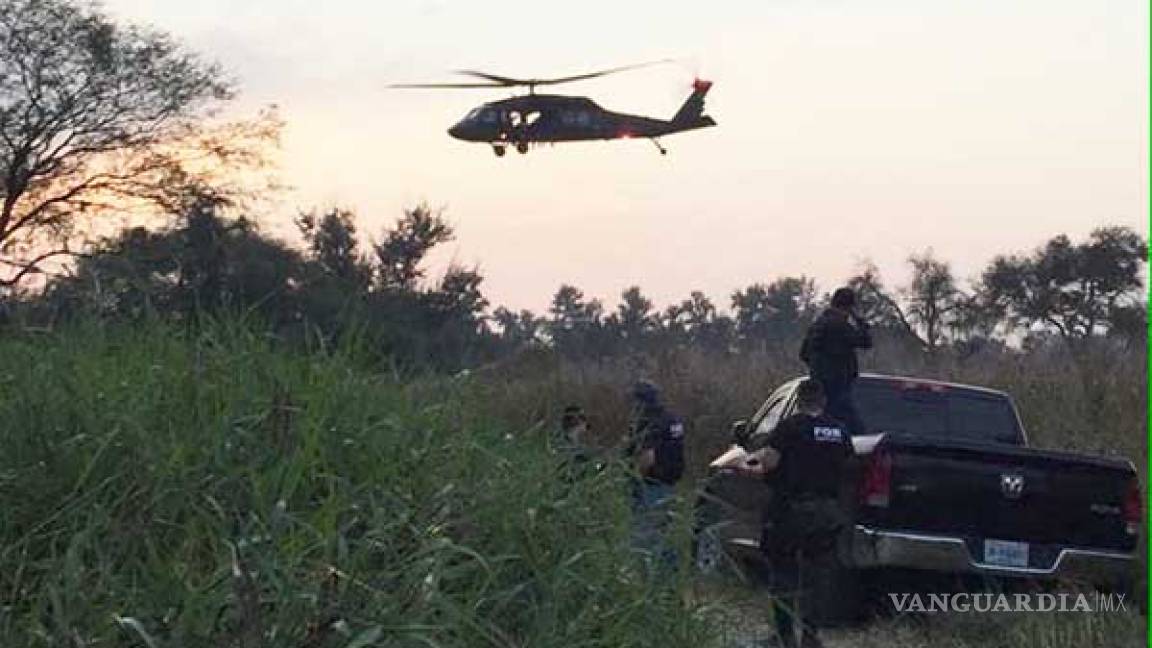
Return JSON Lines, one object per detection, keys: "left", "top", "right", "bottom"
{"left": 753, "top": 385, "right": 794, "bottom": 437}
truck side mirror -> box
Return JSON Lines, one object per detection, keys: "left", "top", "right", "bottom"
{"left": 730, "top": 420, "right": 750, "bottom": 448}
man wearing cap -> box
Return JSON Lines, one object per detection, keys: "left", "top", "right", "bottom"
{"left": 799, "top": 287, "right": 872, "bottom": 434}
{"left": 625, "top": 380, "right": 686, "bottom": 573}
{"left": 740, "top": 378, "right": 852, "bottom": 648}
{"left": 555, "top": 405, "right": 598, "bottom": 483}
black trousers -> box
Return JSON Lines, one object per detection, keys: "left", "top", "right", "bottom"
{"left": 769, "top": 550, "right": 808, "bottom": 646}
{"left": 762, "top": 499, "right": 842, "bottom": 647}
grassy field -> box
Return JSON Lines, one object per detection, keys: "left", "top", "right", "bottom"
{"left": 0, "top": 320, "right": 1146, "bottom": 646}
{"left": 0, "top": 320, "right": 708, "bottom": 646}
{"left": 470, "top": 337, "right": 1147, "bottom": 484}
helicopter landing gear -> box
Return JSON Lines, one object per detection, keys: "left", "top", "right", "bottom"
{"left": 516, "top": 141, "right": 529, "bottom": 154}
{"left": 492, "top": 144, "right": 506, "bottom": 157}
{"left": 650, "top": 138, "right": 667, "bottom": 155}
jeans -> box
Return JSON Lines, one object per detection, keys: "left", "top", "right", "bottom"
{"left": 631, "top": 480, "right": 677, "bottom": 576}
{"left": 824, "top": 384, "right": 863, "bottom": 436}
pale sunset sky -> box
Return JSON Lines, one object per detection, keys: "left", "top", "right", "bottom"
{"left": 105, "top": 0, "right": 1148, "bottom": 312}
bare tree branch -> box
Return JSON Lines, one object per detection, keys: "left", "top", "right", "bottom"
{"left": 0, "top": 247, "right": 79, "bottom": 286}
{"left": 0, "top": 0, "right": 278, "bottom": 287}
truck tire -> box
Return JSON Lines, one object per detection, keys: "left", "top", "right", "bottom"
{"left": 692, "top": 486, "right": 740, "bottom": 577}
{"left": 693, "top": 521, "right": 729, "bottom": 575}
{"left": 691, "top": 473, "right": 764, "bottom": 579}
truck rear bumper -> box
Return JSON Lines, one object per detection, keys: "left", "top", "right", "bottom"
{"left": 849, "top": 525, "right": 1136, "bottom": 585}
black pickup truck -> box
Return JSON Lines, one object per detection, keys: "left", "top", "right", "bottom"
{"left": 695, "top": 374, "right": 1143, "bottom": 622}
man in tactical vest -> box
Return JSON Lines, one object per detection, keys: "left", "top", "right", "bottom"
{"left": 740, "top": 378, "right": 852, "bottom": 648}
{"left": 625, "top": 380, "right": 685, "bottom": 574}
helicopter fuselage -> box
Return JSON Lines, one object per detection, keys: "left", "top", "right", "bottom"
{"left": 447, "top": 84, "right": 715, "bottom": 155}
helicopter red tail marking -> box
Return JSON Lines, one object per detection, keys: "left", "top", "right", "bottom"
{"left": 671, "top": 79, "right": 713, "bottom": 125}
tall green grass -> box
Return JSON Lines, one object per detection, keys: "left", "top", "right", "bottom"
{"left": 0, "top": 320, "right": 709, "bottom": 646}
{"left": 1, "top": 320, "right": 1145, "bottom": 647}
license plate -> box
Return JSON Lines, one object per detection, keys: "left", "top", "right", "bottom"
{"left": 984, "top": 539, "right": 1029, "bottom": 568}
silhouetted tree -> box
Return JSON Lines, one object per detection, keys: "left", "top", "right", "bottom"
{"left": 412, "top": 264, "right": 492, "bottom": 364}
{"left": 296, "top": 208, "right": 369, "bottom": 288}
{"left": 663, "top": 291, "right": 737, "bottom": 353}
{"left": 430, "top": 265, "right": 488, "bottom": 325}
{"left": 0, "top": 0, "right": 278, "bottom": 287}
{"left": 609, "top": 286, "right": 658, "bottom": 344}
{"left": 732, "top": 276, "right": 818, "bottom": 349}
{"left": 46, "top": 197, "right": 304, "bottom": 321}
{"left": 901, "top": 251, "right": 965, "bottom": 352}
{"left": 373, "top": 205, "right": 453, "bottom": 292}
{"left": 664, "top": 291, "right": 713, "bottom": 342}
{"left": 493, "top": 307, "right": 544, "bottom": 348}
{"left": 1106, "top": 303, "right": 1147, "bottom": 350}
{"left": 979, "top": 226, "right": 1147, "bottom": 346}
{"left": 979, "top": 226, "right": 1147, "bottom": 419}
{"left": 845, "top": 262, "right": 909, "bottom": 332}
{"left": 547, "top": 284, "right": 604, "bottom": 356}
{"left": 700, "top": 313, "right": 737, "bottom": 354}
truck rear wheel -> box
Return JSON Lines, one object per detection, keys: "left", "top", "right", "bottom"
{"left": 693, "top": 522, "right": 727, "bottom": 575}
{"left": 692, "top": 488, "right": 744, "bottom": 578}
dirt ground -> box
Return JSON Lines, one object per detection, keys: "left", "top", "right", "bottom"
{"left": 698, "top": 576, "right": 1147, "bottom": 648}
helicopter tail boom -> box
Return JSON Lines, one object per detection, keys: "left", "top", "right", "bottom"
{"left": 669, "top": 79, "right": 714, "bottom": 127}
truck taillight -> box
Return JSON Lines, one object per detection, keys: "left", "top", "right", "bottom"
{"left": 1122, "top": 478, "right": 1142, "bottom": 536}
{"left": 860, "top": 452, "right": 893, "bottom": 508}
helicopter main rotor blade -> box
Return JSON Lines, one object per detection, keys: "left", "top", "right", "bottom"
{"left": 453, "top": 70, "right": 524, "bottom": 86}
{"left": 454, "top": 59, "right": 675, "bottom": 88}
{"left": 389, "top": 82, "right": 508, "bottom": 89}
{"left": 530, "top": 59, "right": 675, "bottom": 86}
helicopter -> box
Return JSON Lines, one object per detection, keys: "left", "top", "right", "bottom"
{"left": 390, "top": 62, "right": 716, "bottom": 156}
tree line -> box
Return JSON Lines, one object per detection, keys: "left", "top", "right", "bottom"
{"left": 3, "top": 197, "right": 1145, "bottom": 368}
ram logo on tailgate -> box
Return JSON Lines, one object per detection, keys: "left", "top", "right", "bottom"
{"left": 1000, "top": 473, "right": 1025, "bottom": 499}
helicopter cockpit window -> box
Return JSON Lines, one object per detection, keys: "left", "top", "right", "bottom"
{"left": 478, "top": 109, "right": 497, "bottom": 124}
{"left": 506, "top": 110, "right": 540, "bottom": 129}
{"left": 464, "top": 108, "right": 482, "bottom": 121}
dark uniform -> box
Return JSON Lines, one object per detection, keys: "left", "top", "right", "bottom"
{"left": 626, "top": 383, "right": 685, "bottom": 575}
{"left": 799, "top": 308, "right": 871, "bottom": 434}
{"left": 627, "top": 401, "right": 685, "bottom": 487}
{"left": 755, "top": 412, "right": 853, "bottom": 648}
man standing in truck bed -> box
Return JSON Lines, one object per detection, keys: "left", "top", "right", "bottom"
{"left": 799, "top": 287, "right": 871, "bottom": 434}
